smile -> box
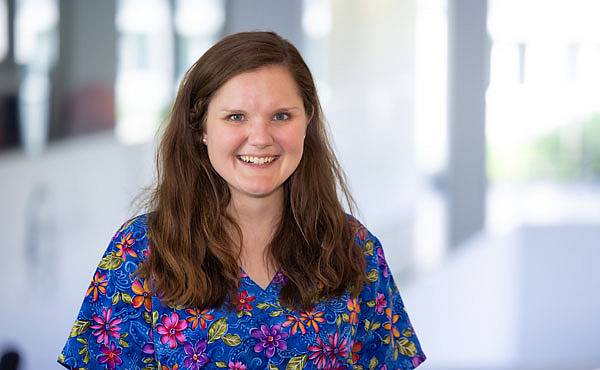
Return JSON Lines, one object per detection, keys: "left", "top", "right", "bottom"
{"left": 237, "top": 155, "right": 278, "bottom": 165}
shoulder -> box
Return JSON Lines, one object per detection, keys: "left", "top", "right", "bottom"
{"left": 58, "top": 213, "right": 156, "bottom": 368}
{"left": 104, "top": 213, "right": 151, "bottom": 265}
{"left": 346, "top": 214, "right": 396, "bottom": 297}
{"left": 346, "top": 213, "right": 384, "bottom": 265}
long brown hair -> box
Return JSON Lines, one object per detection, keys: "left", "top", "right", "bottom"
{"left": 136, "top": 31, "right": 366, "bottom": 310}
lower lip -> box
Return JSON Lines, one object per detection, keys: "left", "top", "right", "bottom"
{"left": 237, "top": 157, "right": 279, "bottom": 168}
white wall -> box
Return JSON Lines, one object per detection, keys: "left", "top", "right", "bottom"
{"left": 0, "top": 134, "right": 153, "bottom": 369}
{"left": 404, "top": 224, "right": 600, "bottom": 370}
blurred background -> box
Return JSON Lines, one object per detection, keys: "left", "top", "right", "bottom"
{"left": 0, "top": 0, "right": 599, "bottom": 369}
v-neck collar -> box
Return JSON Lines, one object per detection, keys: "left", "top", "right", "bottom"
{"left": 239, "top": 267, "right": 284, "bottom": 293}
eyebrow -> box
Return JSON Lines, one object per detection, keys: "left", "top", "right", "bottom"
{"left": 219, "top": 106, "right": 301, "bottom": 113}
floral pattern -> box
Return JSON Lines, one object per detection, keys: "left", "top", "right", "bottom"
{"left": 58, "top": 214, "right": 426, "bottom": 369}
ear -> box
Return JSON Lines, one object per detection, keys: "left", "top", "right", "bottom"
{"left": 306, "top": 104, "right": 315, "bottom": 125}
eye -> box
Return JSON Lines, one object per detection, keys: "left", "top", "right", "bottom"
{"left": 273, "top": 112, "right": 290, "bottom": 121}
{"left": 227, "top": 113, "right": 245, "bottom": 122}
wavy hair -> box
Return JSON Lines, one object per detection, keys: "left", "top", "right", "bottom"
{"left": 136, "top": 31, "right": 366, "bottom": 310}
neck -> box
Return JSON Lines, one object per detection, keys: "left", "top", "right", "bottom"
{"left": 227, "top": 187, "right": 284, "bottom": 258}
{"left": 228, "top": 189, "right": 283, "bottom": 228}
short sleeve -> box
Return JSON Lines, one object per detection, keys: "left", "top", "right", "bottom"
{"left": 351, "top": 220, "right": 426, "bottom": 369}
{"left": 58, "top": 215, "right": 157, "bottom": 369}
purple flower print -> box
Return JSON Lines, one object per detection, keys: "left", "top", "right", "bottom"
{"left": 412, "top": 355, "right": 426, "bottom": 367}
{"left": 271, "top": 270, "right": 288, "bottom": 286}
{"left": 183, "top": 340, "right": 210, "bottom": 369}
{"left": 98, "top": 342, "right": 123, "bottom": 369}
{"left": 142, "top": 328, "right": 155, "bottom": 355}
{"left": 376, "top": 247, "right": 389, "bottom": 278}
{"left": 250, "top": 324, "right": 288, "bottom": 358}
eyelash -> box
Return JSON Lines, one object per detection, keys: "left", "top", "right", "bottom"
{"left": 226, "top": 112, "right": 291, "bottom": 122}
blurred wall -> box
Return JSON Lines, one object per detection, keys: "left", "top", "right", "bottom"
{"left": 0, "top": 133, "right": 154, "bottom": 367}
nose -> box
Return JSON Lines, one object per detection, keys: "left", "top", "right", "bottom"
{"left": 247, "top": 118, "right": 274, "bottom": 148}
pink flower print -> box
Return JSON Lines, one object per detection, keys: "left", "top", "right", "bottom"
{"left": 326, "top": 331, "right": 349, "bottom": 362}
{"left": 228, "top": 360, "right": 247, "bottom": 370}
{"left": 308, "top": 332, "right": 350, "bottom": 369}
{"left": 98, "top": 342, "right": 123, "bottom": 369}
{"left": 157, "top": 312, "right": 188, "bottom": 349}
{"left": 308, "top": 336, "right": 329, "bottom": 369}
{"left": 375, "top": 292, "right": 387, "bottom": 314}
{"left": 90, "top": 307, "right": 122, "bottom": 346}
{"left": 183, "top": 339, "right": 210, "bottom": 369}
{"left": 250, "top": 324, "right": 288, "bottom": 358}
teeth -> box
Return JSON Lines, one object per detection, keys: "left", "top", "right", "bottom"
{"left": 239, "top": 156, "right": 276, "bottom": 164}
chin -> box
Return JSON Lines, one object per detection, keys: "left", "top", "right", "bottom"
{"left": 240, "top": 184, "right": 282, "bottom": 198}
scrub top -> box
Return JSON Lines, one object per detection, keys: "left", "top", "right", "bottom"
{"left": 58, "top": 214, "right": 426, "bottom": 369}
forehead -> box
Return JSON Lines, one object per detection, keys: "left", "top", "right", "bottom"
{"left": 209, "top": 65, "right": 303, "bottom": 108}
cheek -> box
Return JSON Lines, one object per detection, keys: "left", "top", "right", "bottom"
{"left": 279, "top": 126, "right": 306, "bottom": 156}
{"left": 207, "top": 128, "right": 243, "bottom": 157}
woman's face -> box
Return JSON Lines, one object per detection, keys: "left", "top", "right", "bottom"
{"left": 204, "top": 64, "right": 309, "bottom": 205}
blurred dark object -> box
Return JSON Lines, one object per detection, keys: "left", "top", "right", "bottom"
{"left": 0, "top": 349, "right": 20, "bottom": 370}
{"left": 0, "top": 94, "right": 20, "bottom": 151}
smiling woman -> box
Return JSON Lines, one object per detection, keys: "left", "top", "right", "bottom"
{"left": 204, "top": 65, "right": 308, "bottom": 203}
{"left": 58, "top": 31, "right": 426, "bottom": 369}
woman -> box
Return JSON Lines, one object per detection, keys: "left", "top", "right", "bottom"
{"left": 59, "top": 31, "right": 426, "bottom": 370}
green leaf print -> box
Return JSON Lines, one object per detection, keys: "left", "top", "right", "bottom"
{"left": 112, "top": 293, "right": 120, "bottom": 305}
{"left": 69, "top": 320, "right": 90, "bottom": 337}
{"left": 269, "top": 309, "right": 283, "bottom": 317}
{"left": 152, "top": 311, "right": 159, "bottom": 326}
{"left": 98, "top": 252, "right": 123, "bottom": 270}
{"left": 208, "top": 317, "right": 228, "bottom": 343}
{"left": 78, "top": 342, "right": 90, "bottom": 364}
{"left": 119, "top": 332, "right": 129, "bottom": 348}
{"left": 286, "top": 354, "right": 308, "bottom": 370}
{"left": 215, "top": 362, "right": 228, "bottom": 368}
{"left": 222, "top": 334, "right": 242, "bottom": 346}
{"left": 256, "top": 303, "right": 271, "bottom": 309}
{"left": 366, "top": 269, "right": 378, "bottom": 283}
{"left": 269, "top": 364, "right": 279, "bottom": 370}
{"left": 121, "top": 293, "right": 133, "bottom": 305}
{"left": 76, "top": 337, "right": 87, "bottom": 345}
{"left": 397, "top": 337, "right": 418, "bottom": 357}
{"left": 364, "top": 240, "right": 374, "bottom": 256}
{"left": 368, "top": 356, "right": 378, "bottom": 370}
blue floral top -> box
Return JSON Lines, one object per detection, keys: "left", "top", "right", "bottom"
{"left": 58, "top": 214, "right": 426, "bottom": 370}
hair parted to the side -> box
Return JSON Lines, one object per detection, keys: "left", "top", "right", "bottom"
{"left": 135, "top": 31, "right": 367, "bottom": 310}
